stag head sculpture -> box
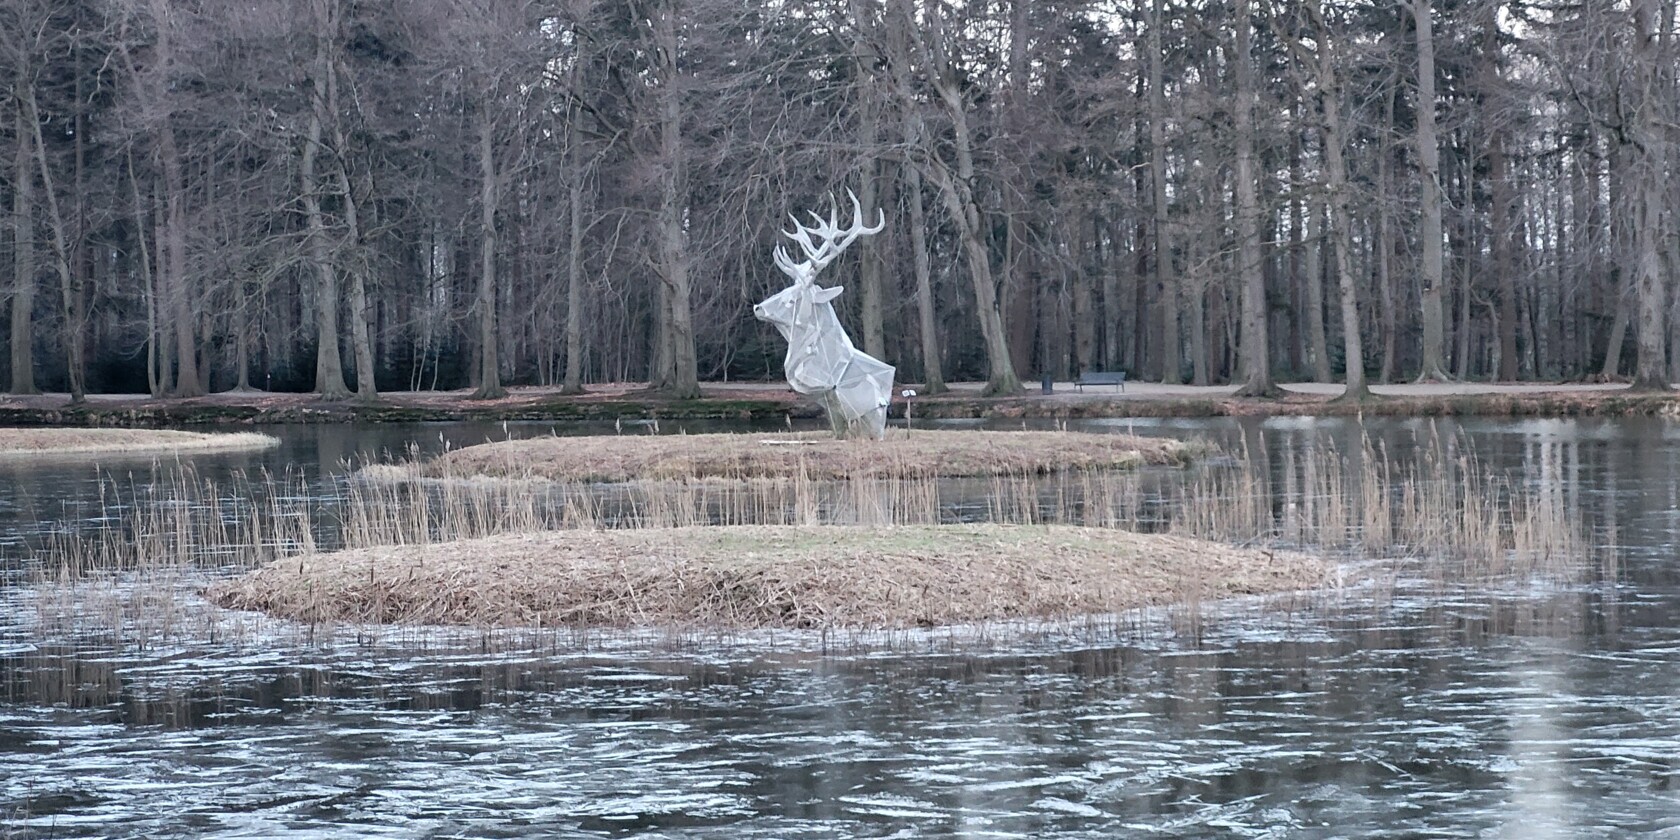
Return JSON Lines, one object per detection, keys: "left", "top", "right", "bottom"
{"left": 753, "top": 190, "right": 894, "bottom": 440}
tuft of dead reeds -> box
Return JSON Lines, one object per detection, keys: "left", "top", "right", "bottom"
{"left": 204, "top": 524, "right": 1331, "bottom": 629}
{"left": 0, "top": 428, "right": 279, "bottom": 459}
{"left": 403, "top": 428, "right": 1196, "bottom": 483}
{"left": 23, "top": 467, "right": 314, "bottom": 646}
{"left": 1163, "top": 431, "right": 1586, "bottom": 580}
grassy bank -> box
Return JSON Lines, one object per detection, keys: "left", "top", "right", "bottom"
{"left": 907, "top": 390, "right": 1680, "bottom": 420}
{"left": 205, "top": 524, "right": 1329, "bottom": 629}
{"left": 2, "top": 382, "right": 1677, "bottom": 428}
{"left": 0, "top": 390, "right": 814, "bottom": 428}
{"left": 399, "top": 429, "right": 1196, "bottom": 483}
{"left": 0, "top": 428, "right": 279, "bottom": 459}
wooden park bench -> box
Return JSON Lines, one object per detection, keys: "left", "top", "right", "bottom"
{"left": 1074, "top": 370, "right": 1126, "bottom": 393}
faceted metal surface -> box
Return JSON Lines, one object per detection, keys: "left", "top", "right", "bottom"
{"left": 753, "top": 192, "right": 893, "bottom": 439}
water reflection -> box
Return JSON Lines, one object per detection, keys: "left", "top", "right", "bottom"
{"left": 0, "top": 417, "right": 1677, "bottom": 837}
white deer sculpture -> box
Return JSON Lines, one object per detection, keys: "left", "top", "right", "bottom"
{"left": 753, "top": 191, "right": 894, "bottom": 440}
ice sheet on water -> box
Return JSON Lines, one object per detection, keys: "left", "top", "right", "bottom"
{"left": 969, "top": 774, "right": 1089, "bottom": 793}
{"left": 1032, "top": 796, "right": 1105, "bottom": 818}
{"left": 7, "top": 420, "right": 1680, "bottom": 837}
{"left": 586, "top": 670, "right": 693, "bottom": 683}
{"left": 837, "top": 793, "right": 944, "bottom": 820}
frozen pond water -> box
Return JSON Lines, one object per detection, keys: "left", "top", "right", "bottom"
{"left": 2, "top": 416, "right": 1677, "bottom": 837}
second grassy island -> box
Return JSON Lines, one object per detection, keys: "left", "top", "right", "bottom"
{"left": 393, "top": 428, "right": 1200, "bottom": 483}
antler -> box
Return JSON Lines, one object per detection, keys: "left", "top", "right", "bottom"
{"left": 772, "top": 189, "right": 885, "bottom": 284}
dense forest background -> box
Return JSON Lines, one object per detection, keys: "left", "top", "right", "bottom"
{"left": 1, "top": 0, "right": 1676, "bottom": 401}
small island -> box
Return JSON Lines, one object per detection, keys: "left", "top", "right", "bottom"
{"left": 234, "top": 428, "right": 1287, "bottom": 632}
{"left": 395, "top": 428, "right": 1199, "bottom": 484}
{"left": 206, "top": 523, "right": 1331, "bottom": 630}
{"left": 0, "top": 428, "right": 280, "bottom": 459}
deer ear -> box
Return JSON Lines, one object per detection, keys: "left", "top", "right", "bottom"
{"left": 813, "top": 285, "right": 843, "bottom": 304}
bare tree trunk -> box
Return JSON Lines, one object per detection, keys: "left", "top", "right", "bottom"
{"left": 1041, "top": 263, "right": 1064, "bottom": 381}
{"left": 333, "top": 173, "right": 375, "bottom": 396}
{"left": 886, "top": 0, "right": 947, "bottom": 393}
{"left": 235, "top": 290, "right": 252, "bottom": 391}
{"left": 1669, "top": 0, "right": 1680, "bottom": 381}
{"left": 1482, "top": 15, "right": 1519, "bottom": 382}
{"left": 1002, "top": 0, "right": 1035, "bottom": 380}
{"left": 648, "top": 277, "right": 670, "bottom": 388}
{"left": 1231, "top": 0, "right": 1275, "bottom": 396}
{"left": 852, "top": 17, "right": 886, "bottom": 361}
{"left": 1454, "top": 164, "right": 1474, "bottom": 380}
{"left": 1286, "top": 125, "right": 1306, "bottom": 377}
{"left": 1149, "top": 0, "right": 1179, "bottom": 385}
{"left": 1629, "top": 0, "right": 1671, "bottom": 391}
{"left": 160, "top": 133, "right": 200, "bottom": 395}
{"left": 1670, "top": 0, "right": 1680, "bottom": 381}
{"left": 1305, "top": 199, "right": 1331, "bottom": 382}
{"left": 23, "top": 86, "right": 85, "bottom": 402}
{"left": 928, "top": 158, "right": 1020, "bottom": 394}
{"left": 560, "top": 106, "right": 587, "bottom": 395}
{"left": 9, "top": 105, "right": 37, "bottom": 395}
{"left": 1306, "top": 2, "right": 1369, "bottom": 401}
{"left": 1599, "top": 139, "right": 1630, "bottom": 379}
{"left": 918, "top": 1, "right": 1019, "bottom": 395}
{"left": 71, "top": 42, "right": 90, "bottom": 398}
{"left": 858, "top": 152, "right": 885, "bottom": 360}
{"left": 1326, "top": 144, "right": 1367, "bottom": 397}
{"left": 650, "top": 0, "right": 700, "bottom": 399}
{"left": 905, "top": 160, "right": 946, "bottom": 393}
{"left": 1098, "top": 214, "right": 1121, "bottom": 371}
{"left": 220, "top": 140, "right": 251, "bottom": 393}
{"left": 1188, "top": 277, "right": 1209, "bottom": 385}
{"left": 304, "top": 97, "right": 350, "bottom": 400}
{"left": 301, "top": 0, "right": 369, "bottom": 400}
{"left": 1377, "top": 84, "right": 1398, "bottom": 383}
{"left": 472, "top": 112, "right": 506, "bottom": 400}
{"left": 1414, "top": 0, "right": 1452, "bottom": 381}
{"left": 324, "top": 57, "right": 378, "bottom": 401}
{"left": 341, "top": 186, "right": 376, "bottom": 400}
{"left": 1545, "top": 150, "right": 1568, "bottom": 378}
{"left": 151, "top": 183, "right": 174, "bottom": 396}
{"left": 847, "top": 0, "right": 888, "bottom": 361}
{"left": 138, "top": 0, "right": 202, "bottom": 397}
{"left": 1072, "top": 212, "right": 1096, "bottom": 375}
{"left": 1132, "top": 173, "right": 1150, "bottom": 372}
{"left": 125, "top": 154, "right": 161, "bottom": 397}
{"left": 1603, "top": 294, "right": 1631, "bottom": 378}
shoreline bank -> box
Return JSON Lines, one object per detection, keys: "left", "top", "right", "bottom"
{"left": 1, "top": 381, "right": 1674, "bottom": 428}
{"left": 0, "top": 428, "right": 280, "bottom": 459}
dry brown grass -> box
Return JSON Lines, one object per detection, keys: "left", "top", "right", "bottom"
{"left": 205, "top": 524, "right": 1330, "bottom": 630}
{"left": 412, "top": 428, "right": 1195, "bottom": 483}
{"left": 0, "top": 428, "right": 279, "bottom": 459}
